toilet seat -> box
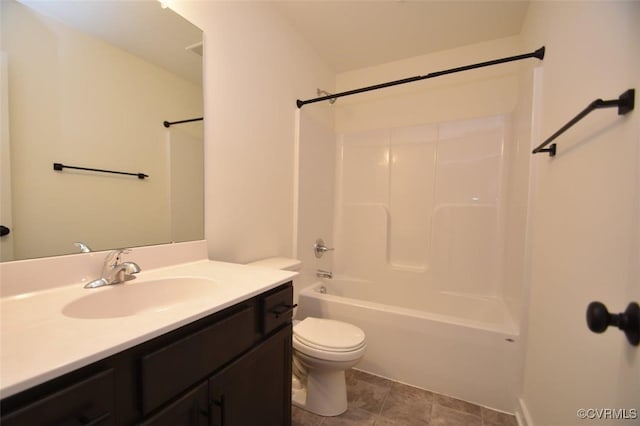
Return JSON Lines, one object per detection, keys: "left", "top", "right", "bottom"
{"left": 293, "top": 318, "right": 366, "bottom": 361}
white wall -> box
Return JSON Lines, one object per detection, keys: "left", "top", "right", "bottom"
{"left": 0, "top": 52, "right": 13, "bottom": 261}
{"left": 169, "top": 121, "right": 204, "bottom": 243}
{"left": 519, "top": 2, "right": 640, "bottom": 425}
{"left": 2, "top": 0, "right": 202, "bottom": 259}
{"left": 334, "top": 36, "right": 523, "bottom": 134}
{"left": 294, "top": 107, "right": 336, "bottom": 301}
{"left": 171, "top": 1, "right": 334, "bottom": 264}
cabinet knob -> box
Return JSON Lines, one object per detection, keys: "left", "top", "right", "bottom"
{"left": 586, "top": 301, "right": 639, "bottom": 346}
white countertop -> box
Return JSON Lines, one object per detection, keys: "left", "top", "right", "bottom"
{"left": 0, "top": 259, "right": 296, "bottom": 398}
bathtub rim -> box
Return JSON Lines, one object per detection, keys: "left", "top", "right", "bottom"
{"left": 300, "top": 281, "right": 519, "bottom": 337}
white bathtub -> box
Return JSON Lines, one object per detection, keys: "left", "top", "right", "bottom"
{"left": 296, "top": 280, "right": 521, "bottom": 413}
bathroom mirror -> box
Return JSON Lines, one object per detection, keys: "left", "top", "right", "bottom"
{"left": 0, "top": 0, "right": 204, "bottom": 262}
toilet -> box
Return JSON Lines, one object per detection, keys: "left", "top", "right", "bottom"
{"left": 292, "top": 317, "right": 366, "bottom": 416}
{"left": 247, "top": 257, "right": 367, "bottom": 417}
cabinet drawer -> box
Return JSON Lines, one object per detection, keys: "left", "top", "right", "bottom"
{"left": 2, "top": 369, "right": 115, "bottom": 426}
{"left": 262, "top": 284, "right": 294, "bottom": 335}
{"left": 140, "top": 306, "right": 255, "bottom": 415}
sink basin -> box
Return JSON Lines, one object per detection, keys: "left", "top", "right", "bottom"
{"left": 62, "top": 277, "right": 216, "bottom": 319}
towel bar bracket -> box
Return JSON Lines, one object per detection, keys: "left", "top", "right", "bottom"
{"left": 618, "top": 88, "right": 635, "bottom": 115}
{"left": 537, "top": 143, "right": 557, "bottom": 157}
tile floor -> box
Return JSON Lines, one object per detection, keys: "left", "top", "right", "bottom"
{"left": 292, "top": 369, "right": 518, "bottom": 426}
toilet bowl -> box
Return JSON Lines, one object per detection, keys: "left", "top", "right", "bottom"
{"left": 292, "top": 317, "right": 366, "bottom": 416}
{"left": 246, "top": 258, "right": 366, "bottom": 416}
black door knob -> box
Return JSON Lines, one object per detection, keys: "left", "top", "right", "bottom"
{"left": 586, "top": 301, "right": 639, "bottom": 346}
{"left": 0, "top": 225, "right": 9, "bottom": 237}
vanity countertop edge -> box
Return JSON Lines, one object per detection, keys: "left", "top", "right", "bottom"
{"left": 0, "top": 259, "right": 296, "bottom": 399}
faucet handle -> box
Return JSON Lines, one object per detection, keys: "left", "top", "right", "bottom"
{"left": 105, "top": 248, "right": 130, "bottom": 266}
{"left": 314, "top": 238, "right": 334, "bottom": 258}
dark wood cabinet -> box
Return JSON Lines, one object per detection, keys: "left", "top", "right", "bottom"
{"left": 1, "top": 282, "right": 293, "bottom": 426}
{"left": 209, "top": 325, "right": 292, "bottom": 426}
{"left": 139, "top": 383, "right": 209, "bottom": 426}
{"left": 140, "top": 306, "right": 256, "bottom": 415}
{"left": 1, "top": 369, "right": 115, "bottom": 426}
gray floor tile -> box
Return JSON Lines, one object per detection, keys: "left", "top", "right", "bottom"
{"left": 347, "top": 376, "right": 391, "bottom": 414}
{"left": 373, "top": 417, "right": 409, "bottom": 426}
{"left": 379, "top": 382, "right": 433, "bottom": 426}
{"left": 293, "top": 369, "right": 516, "bottom": 426}
{"left": 322, "top": 407, "right": 377, "bottom": 426}
{"left": 481, "top": 407, "right": 518, "bottom": 426}
{"left": 431, "top": 404, "right": 482, "bottom": 426}
{"left": 434, "top": 393, "right": 482, "bottom": 417}
{"left": 292, "top": 405, "right": 324, "bottom": 426}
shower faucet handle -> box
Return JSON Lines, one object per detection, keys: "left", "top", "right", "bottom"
{"left": 314, "top": 238, "right": 334, "bottom": 258}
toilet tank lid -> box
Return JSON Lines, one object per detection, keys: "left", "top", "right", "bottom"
{"left": 247, "top": 257, "right": 302, "bottom": 271}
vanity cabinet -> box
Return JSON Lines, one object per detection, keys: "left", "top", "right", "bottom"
{"left": 209, "top": 326, "right": 292, "bottom": 426}
{"left": 1, "top": 369, "right": 116, "bottom": 426}
{"left": 139, "top": 383, "right": 209, "bottom": 426}
{"left": 1, "top": 282, "right": 293, "bottom": 426}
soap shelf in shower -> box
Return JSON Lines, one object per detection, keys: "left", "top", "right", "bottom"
{"left": 532, "top": 88, "right": 635, "bottom": 157}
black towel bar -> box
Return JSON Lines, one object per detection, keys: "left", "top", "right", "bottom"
{"left": 532, "top": 89, "right": 635, "bottom": 157}
{"left": 163, "top": 117, "right": 203, "bottom": 128}
{"left": 53, "top": 163, "right": 148, "bottom": 180}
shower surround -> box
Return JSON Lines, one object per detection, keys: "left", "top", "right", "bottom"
{"left": 296, "top": 109, "right": 532, "bottom": 412}
{"left": 334, "top": 115, "right": 509, "bottom": 301}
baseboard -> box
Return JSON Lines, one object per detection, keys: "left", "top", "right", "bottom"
{"left": 516, "top": 397, "right": 534, "bottom": 426}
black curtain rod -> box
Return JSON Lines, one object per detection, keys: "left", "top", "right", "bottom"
{"left": 163, "top": 117, "right": 203, "bottom": 128}
{"left": 53, "top": 163, "right": 148, "bottom": 180}
{"left": 532, "top": 89, "right": 635, "bottom": 157}
{"left": 296, "top": 46, "right": 545, "bottom": 108}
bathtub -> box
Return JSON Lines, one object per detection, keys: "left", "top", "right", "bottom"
{"left": 296, "top": 280, "right": 521, "bottom": 413}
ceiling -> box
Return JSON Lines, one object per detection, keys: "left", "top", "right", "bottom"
{"left": 18, "top": 0, "right": 203, "bottom": 85}
{"left": 16, "top": 1, "right": 529, "bottom": 82}
{"left": 273, "top": 0, "right": 531, "bottom": 73}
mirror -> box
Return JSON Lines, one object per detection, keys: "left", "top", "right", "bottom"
{"left": 0, "top": 0, "right": 204, "bottom": 262}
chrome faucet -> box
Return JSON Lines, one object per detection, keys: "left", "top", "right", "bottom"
{"left": 314, "top": 238, "right": 334, "bottom": 258}
{"left": 85, "top": 249, "right": 141, "bottom": 289}
{"left": 316, "top": 269, "right": 333, "bottom": 279}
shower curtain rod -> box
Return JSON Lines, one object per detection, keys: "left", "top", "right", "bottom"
{"left": 296, "top": 46, "right": 545, "bottom": 108}
{"left": 163, "top": 117, "right": 203, "bottom": 128}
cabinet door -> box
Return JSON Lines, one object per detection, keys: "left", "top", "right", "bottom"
{"left": 1, "top": 369, "right": 115, "bottom": 426}
{"left": 209, "top": 325, "right": 292, "bottom": 426}
{"left": 140, "top": 306, "right": 256, "bottom": 415}
{"left": 140, "top": 382, "right": 208, "bottom": 426}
